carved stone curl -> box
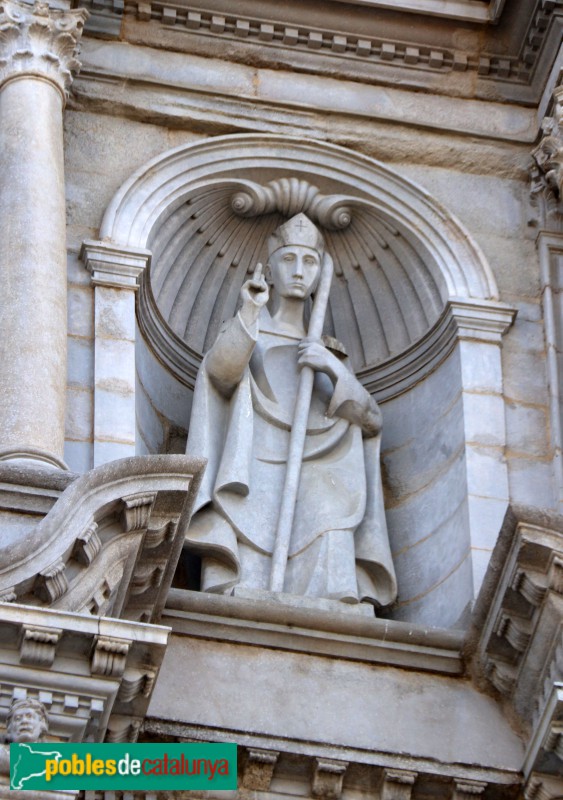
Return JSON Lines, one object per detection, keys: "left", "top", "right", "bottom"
{"left": 0, "top": 0, "right": 88, "bottom": 98}
{"left": 232, "top": 178, "right": 353, "bottom": 230}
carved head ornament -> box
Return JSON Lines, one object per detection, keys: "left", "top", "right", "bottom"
{"left": 6, "top": 698, "right": 48, "bottom": 742}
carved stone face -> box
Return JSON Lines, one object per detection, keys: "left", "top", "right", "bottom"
{"left": 7, "top": 706, "right": 46, "bottom": 743}
{"left": 269, "top": 245, "right": 321, "bottom": 300}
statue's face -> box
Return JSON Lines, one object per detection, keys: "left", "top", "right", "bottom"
{"left": 269, "top": 245, "right": 321, "bottom": 300}
{"left": 8, "top": 706, "right": 44, "bottom": 743}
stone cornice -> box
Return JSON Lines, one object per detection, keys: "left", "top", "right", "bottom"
{"left": 323, "top": 0, "right": 501, "bottom": 24}
{"left": 75, "top": 0, "right": 563, "bottom": 104}
{"left": 74, "top": 40, "right": 539, "bottom": 142}
{"left": 449, "top": 298, "right": 517, "bottom": 342}
{"left": 0, "top": 603, "right": 169, "bottom": 744}
{"left": 144, "top": 718, "right": 521, "bottom": 793}
{"left": 165, "top": 587, "right": 465, "bottom": 675}
{"left": 0, "top": 0, "right": 88, "bottom": 100}
{"left": 81, "top": 239, "right": 151, "bottom": 289}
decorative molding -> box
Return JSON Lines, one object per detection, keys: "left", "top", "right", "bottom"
{"left": 453, "top": 779, "right": 487, "bottom": 799}
{"left": 165, "top": 588, "right": 465, "bottom": 676}
{"left": 105, "top": 715, "right": 142, "bottom": 743}
{"left": 80, "top": 239, "right": 151, "bottom": 290}
{"left": 241, "top": 748, "right": 279, "bottom": 790}
{"left": 117, "top": 667, "right": 158, "bottom": 703}
{"left": 129, "top": 560, "right": 167, "bottom": 598}
{"left": 144, "top": 520, "right": 175, "bottom": 549}
{"left": 72, "top": 521, "right": 102, "bottom": 566}
{"left": 121, "top": 493, "right": 156, "bottom": 532}
{"left": 496, "top": 612, "right": 532, "bottom": 653}
{"left": 19, "top": 625, "right": 62, "bottom": 667}
{"left": 449, "top": 298, "right": 517, "bottom": 342}
{"left": 312, "top": 758, "right": 349, "bottom": 800}
{"left": 535, "top": 634, "right": 563, "bottom": 730}
{"left": 0, "top": 0, "right": 88, "bottom": 100}
{"left": 34, "top": 560, "right": 68, "bottom": 603}
{"left": 91, "top": 636, "right": 130, "bottom": 677}
{"left": 380, "top": 768, "right": 417, "bottom": 800}
{"left": 0, "top": 445, "right": 68, "bottom": 470}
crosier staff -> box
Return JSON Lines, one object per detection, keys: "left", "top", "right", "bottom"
{"left": 269, "top": 252, "right": 334, "bottom": 593}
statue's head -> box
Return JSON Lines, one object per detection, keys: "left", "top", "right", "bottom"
{"left": 6, "top": 698, "right": 48, "bottom": 743}
{"left": 267, "top": 213, "right": 324, "bottom": 301}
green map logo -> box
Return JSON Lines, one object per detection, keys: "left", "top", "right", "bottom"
{"left": 11, "top": 742, "right": 66, "bottom": 790}
{"left": 10, "top": 742, "right": 237, "bottom": 791}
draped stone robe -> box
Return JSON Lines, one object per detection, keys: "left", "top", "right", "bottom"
{"left": 185, "top": 308, "right": 397, "bottom": 607}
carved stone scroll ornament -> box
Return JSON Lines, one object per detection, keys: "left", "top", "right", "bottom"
{"left": 231, "top": 178, "right": 353, "bottom": 230}
{"left": 0, "top": 0, "right": 88, "bottom": 98}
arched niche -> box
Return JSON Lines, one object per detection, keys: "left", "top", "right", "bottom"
{"left": 83, "top": 134, "right": 515, "bottom": 628}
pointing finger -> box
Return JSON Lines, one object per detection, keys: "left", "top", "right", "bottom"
{"left": 253, "top": 262, "right": 263, "bottom": 283}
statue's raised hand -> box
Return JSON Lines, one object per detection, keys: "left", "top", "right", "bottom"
{"left": 239, "top": 263, "right": 269, "bottom": 329}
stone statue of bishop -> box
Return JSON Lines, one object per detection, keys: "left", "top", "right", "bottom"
{"left": 185, "top": 213, "right": 397, "bottom": 608}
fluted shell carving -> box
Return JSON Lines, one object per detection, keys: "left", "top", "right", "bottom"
{"left": 0, "top": 0, "right": 88, "bottom": 97}
{"left": 145, "top": 177, "right": 447, "bottom": 375}
{"left": 232, "top": 179, "right": 353, "bottom": 230}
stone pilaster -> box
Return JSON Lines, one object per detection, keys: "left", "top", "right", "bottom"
{"left": 0, "top": 0, "right": 87, "bottom": 469}
{"left": 80, "top": 240, "right": 151, "bottom": 466}
{"left": 450, "top": 299, "right": 516, "bottom": 596}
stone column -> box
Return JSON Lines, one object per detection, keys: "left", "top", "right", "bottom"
{"left": 0, "top": 0, "right": 87, "bottom": 469}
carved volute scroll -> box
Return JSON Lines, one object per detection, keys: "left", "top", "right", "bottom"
{"left": 231, "top": 178, "right": 353, "bottom": 230}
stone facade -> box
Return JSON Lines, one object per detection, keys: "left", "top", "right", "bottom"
{"left": 0, "top": 0, "right": 562, "bottom": 797}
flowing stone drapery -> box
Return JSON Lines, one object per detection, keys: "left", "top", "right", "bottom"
{"left": 0, "top": 0, "right": 87, "bottom": 469}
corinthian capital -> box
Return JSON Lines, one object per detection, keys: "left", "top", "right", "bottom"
{"left": 0, "top": 0, "right": 88, "bottom": 99}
